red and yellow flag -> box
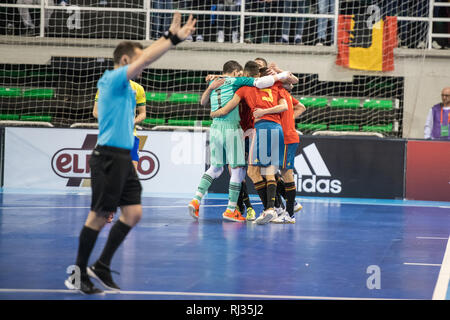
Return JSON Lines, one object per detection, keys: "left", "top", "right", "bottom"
{"left": 336, "top": 15, "right": 397, "bottom": 72}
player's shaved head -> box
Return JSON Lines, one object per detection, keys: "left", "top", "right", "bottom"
{"left": 113, "top": 41, "right": 144, "bottom": 65}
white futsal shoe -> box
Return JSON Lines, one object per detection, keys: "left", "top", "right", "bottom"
{"left": 255, "top": 208, "right": 276, "bottom": 225}
{"left": 272, "top": 211, "right": 296, "bottom": 224}
{"left": 294, "top": 201, "right": 303, "bottom": 213}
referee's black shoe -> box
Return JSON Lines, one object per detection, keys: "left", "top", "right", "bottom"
{"left": 65, "top": 272, "right": 104, "bottom": 295}
{"left": 88, "top": 260, "right": 121, "bottom": 291}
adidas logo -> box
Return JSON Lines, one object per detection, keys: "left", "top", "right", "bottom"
{"left": 294, "top": 143, "right": 342, "bottom": 194}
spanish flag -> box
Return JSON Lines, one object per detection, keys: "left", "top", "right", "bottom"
{"left": 336, "top": 14, "right": 397, "bottom": 72}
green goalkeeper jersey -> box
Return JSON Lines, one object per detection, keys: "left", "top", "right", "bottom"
{"left": 210, "top": 76, "right": 256, "bottom": 123}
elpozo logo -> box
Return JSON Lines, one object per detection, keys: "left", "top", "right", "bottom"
{"left": 294, "top": 143, "right": 342, "bottom": 194}
{"left": 51, "top": 134, "right": 159, "bottom": 187}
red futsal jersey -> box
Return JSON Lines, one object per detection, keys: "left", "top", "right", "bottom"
{"left": 235, "top": 83, "right": 283, "bottom": 125}
{"left": 239, "top": 99, "right": 254, "bottom": 132}
{"left": 279, "top": 87, "right": 300, "bottom": 144}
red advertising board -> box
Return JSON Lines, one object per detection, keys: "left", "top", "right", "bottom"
{"left": 406, "top": 140, "right": 450, "bottom": 202}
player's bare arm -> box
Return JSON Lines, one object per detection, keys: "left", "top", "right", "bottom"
{"left": 134, "top": 105, "right": 146, "bottom": 124}
{"left": 293, "top": 102, "right": 306, "bottom": 119}
{"left": 269, "top": 62, "right": 299, "bottom": 85}
{"left": 254, "top": 71, "right": 293, "bottom": 89}
{"left": 205, "top": 74, "right": 224, "bottom": 82}
{"left": 200, "top": 78, "right": 226, "bottom": 106}
{"left": 210, "top": 93, "right": 242, "bottom": 118}
{"left": 253, "top": 98, "right": 288, "bottom": 119}
{"left": 93, "top": 101, "right": 98, "bottom": 118}
{"left": 126, "top": 13, "right": 196, "bottom": 80}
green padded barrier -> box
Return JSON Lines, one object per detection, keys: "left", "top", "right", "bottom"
{"left": 299, "top": 97, "right": 328, "bottom": 107}
{"left": 0, "top": 114, "right": 20, "bottom": 120}
{"left": 168, "top": 119, "right": 196, "bottom": 126}
{"left": 0, "top": 87, "right": 22, "bottom": 97}
{"left": 201, "top": 120, "right": 212, "bottom": 126}
{"left": 168, "top": 93, "right": 200, "bottom": 104}
{"left": 297, "top": 123, "right": 328, "bottom": 130}
{"left": 330, "top": 98, "right": 361, "bottom": 109}
{"left": 362, "top": 124, "right": 393, "bottom": 132}
{"left": 22, "top": 88, "right": 54, "bottom": 99}
{"left": 328, "top": 124, "right": 360, "bottom": 131}
{"left": 142, "top": 118, "right": 165, "bottom": 125}
{"left": 363, "top": 99, "right": 393, "bottom": 110}
{"left": 20, "top": 115, "right": 52, "bottom": 122}
{"left": 146, "top": 92, "right": 168, "bottom": 103}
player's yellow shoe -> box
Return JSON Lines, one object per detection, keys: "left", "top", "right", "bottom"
{"left": 246, "top": 207, "right": 256, "bottom": 221}
{"left": 188, "top": 199, "right": 200, "bottom": 220}
{"left": 223, "top": 208, "right": 246, "bottom": 222}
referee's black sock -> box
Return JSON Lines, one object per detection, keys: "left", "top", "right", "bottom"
{"left": 75, "top": 226, "right": 100, "bottom": 274}
{"left": 98, "top": 219, "right": 131, "bottom": 267}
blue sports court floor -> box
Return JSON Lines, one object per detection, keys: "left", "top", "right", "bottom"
{"left": 0, "top": 190, "right": 449, "bottom": 300}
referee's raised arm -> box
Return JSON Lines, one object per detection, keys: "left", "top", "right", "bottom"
{"left": 126, "top": 12, "right": 196, "bottom": 81}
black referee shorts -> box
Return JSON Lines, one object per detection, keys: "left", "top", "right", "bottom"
{"left": 89, "top": 145, "right": 142, "bottom": 217}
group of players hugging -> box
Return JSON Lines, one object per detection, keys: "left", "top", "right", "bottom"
{"left": 188, "top": 57, "right": 306, "bottom": 225}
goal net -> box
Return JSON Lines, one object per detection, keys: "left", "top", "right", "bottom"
{"left": 0, "top": 0, "right": 446, "bottom": 137}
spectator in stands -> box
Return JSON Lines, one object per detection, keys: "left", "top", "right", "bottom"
{"left": 151, "top": 0, "right": 173, "bottom": 40}
{"left": 245, "top": 0, "right": 277, "bottom": 44}
{"left": 217, "top": 0, "right": 241, "bottom": 43}
{"left": 424, "top": 87, "right": 450, "bottom": 140}
{"left": 278, "top": 0, "right": 307, "bottom": 45}
{"left": 388, "top": 0, "right": 429, "bottom": 49}
{"left": 316, "top": 0, "right": 334, "bottom": 46}
{"left": 16, "top": 0, "right": 67, "bottom": 35}
{"left": 432, "top": 2, "right": 450, "bottom": 49}
{"left": 178, "top": 0, "right": 210, "bottom": 42}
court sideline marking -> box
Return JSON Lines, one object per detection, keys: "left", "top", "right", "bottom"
{"left": 432, "top": 236, "right": 450, "bottom": 300}
{"left": 0, "top": 288, "right": 404, "bottom": 300}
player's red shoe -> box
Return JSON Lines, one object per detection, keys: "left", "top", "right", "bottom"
{"left": 188, "top": 199, "right": 200, "bottom": 220}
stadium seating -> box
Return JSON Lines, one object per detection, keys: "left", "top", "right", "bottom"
{"left": 0, "top": 87, "right": 54, "bottom": 99}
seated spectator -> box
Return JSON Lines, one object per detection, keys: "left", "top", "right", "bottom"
{"left": 217, "top": 0, "right": 240, "bottom": 43}
{"left": 316, "top": 0, "right": 335, "bottom": 46}
{"left": 277, "top": 0, "right": 307, "bottom": 45}
{"left": 178, "top": 0, "right": 208, "bottom": 42}
{"left": 16, "top": 0, "right": 59, "bottom": 35}
{"left": 244, "top": 0, "right": 277, "bottom": 44}
{"left": 151, "top": 0, "right": 173, "bottom": 40}
{"left": 432, "top": 2, "right": 450, "bottom": 49}
{"left": 424, "top": 87, "right": 450, "bottom": 140}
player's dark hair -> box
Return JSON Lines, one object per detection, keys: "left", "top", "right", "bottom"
{"left": 254, "top": 57, "right": 268, "bottom": 67}
{"left": 113, "top": 41, "right": 144, "bottom": 65}
{"left": 222, "top": 60, "right": 243, "bottom": 74}
{"left": 259, "top": 67, "right": 270, "bottom": 77}
{"left": 244, "top": 61, "right": 260, "bottom": 77}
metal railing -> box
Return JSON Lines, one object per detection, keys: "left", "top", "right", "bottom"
{"left": 0, "top": 0, "right": 449, "bottom": 49}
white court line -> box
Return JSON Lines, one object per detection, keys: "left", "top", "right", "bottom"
{"left": 0, "top": 288, "right": 402, "bottom": 300}
{"left": 416, "top": 237, "right": 449, "bottom": 240}
{"left": 0, "top": 203, "right": 238, "bottom": 210}
{"left": 403, "top": 263, "right": 442, "bottom": 267}
{"left": 432, "top": 236, "right": 450, "bottom": 300}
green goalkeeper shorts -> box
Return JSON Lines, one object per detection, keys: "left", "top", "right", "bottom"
{"left": 209, "top": 121, "right": 246, "bottom": 168}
